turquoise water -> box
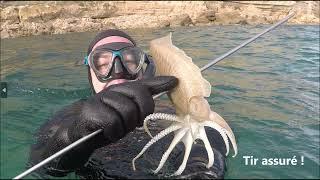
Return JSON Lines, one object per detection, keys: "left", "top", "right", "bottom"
{"left": 1, "top": 25, "right": 319, "bottom": 179}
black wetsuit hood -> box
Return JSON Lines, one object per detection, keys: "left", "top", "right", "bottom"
{"left": 86, "top": 29, "right": 136, "bottom": 94}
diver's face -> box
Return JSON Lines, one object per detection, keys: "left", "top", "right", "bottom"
{"left": 89, "top": 36, "right": 135, "bottom": 93}
{"left": 90, "top": 62, "right": 143, "bottom": 93}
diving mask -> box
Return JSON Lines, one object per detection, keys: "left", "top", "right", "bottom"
{"left": 84, "top": 42, "right": 155, "bottom": 82}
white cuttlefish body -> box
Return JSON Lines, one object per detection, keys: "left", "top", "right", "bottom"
{"left": 132, "top": 33, "right": 238, "bottom": 176}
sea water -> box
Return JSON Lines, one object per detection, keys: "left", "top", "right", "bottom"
{"left": 1, "top": 25, "right": 319, "bottom": 179}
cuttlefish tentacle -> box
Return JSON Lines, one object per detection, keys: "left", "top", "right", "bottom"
{"left": 133, "top": 114, "right": 237, "bottom": 175}
{"left": 209, "top": 111, "right": 238, "bottom": 156}
{"left": 153, "top": 127, "right": 188, "bottom": 173}
{"left": 173, "top": 129, "right": 193, "bottom": 176}
{"left": 132, "top": 124, "right": 182, "bottom": 171}
{"left": 143, "top": 113, "right": 182, "bottom": 138}
{"left": 196, "top": 126, "right": 214, "bottom": 168}
{"left": 201, "top": 121, "right": 231, "bottom": 156}
{"left": 223, "top": 129, "right": 238, "bottom": 157}
{"left": 156, "top": 125, "right": 215, "bottom": 176}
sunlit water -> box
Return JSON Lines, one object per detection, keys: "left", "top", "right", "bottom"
{"left": 1, "top": 25, "right": 319, "bottom": 179}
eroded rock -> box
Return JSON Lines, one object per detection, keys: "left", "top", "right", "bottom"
{"left": 169, "top": 14, "right": 193, "bottom": 27}
{"left": 1, "top": 6, "right": 20, "bottom": 24}
{"left": 0, "top": 1, "right": 318, "bottom": 39}
{"left": 194, "top": 11, "right": 216, "bottom": 24}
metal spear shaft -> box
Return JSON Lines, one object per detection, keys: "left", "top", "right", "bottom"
{"left": 154, "top": 12, "right": 295, "bottom": 99}
{"left": 13, "top": 12, "right": 295, "bottom": 179}
{"left": 13, "top": 129, "right": 102, "bottom": 179}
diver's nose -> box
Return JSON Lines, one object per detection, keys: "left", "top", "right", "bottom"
{"left": 111, "top": 57, "right": 125, "bottom": 78}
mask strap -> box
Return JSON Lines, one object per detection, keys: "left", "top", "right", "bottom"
{"left": 84, "top": 56, "right": 89, "bottom": 65}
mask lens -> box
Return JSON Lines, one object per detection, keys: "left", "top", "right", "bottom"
{"left": 90, "top": 50, "right": 113, "bottom": 76}
{"left": 121, "top": 47, "right": 144, "bottom": 73}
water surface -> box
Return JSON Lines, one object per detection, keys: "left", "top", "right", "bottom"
{"left": 1, "top": 25, "right": 319, "bottom": 179}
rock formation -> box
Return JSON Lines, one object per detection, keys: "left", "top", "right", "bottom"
{"left": 1, "top": 1, "right": 319, "bottom": 39}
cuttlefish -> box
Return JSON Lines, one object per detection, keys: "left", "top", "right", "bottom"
{"left": 132, "top": 33, "right": 238, "bottom": 176}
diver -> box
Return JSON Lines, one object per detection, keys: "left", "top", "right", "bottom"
{"left": 28, "top": 29, "right": 227, "bottom": 179}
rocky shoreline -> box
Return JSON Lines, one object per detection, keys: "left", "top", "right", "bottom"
{"left": 1, "top": 1, "right": 319, "bottom": 39}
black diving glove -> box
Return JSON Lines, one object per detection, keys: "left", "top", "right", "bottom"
{"left": 69, "top": 76, "right": 178, "bottom": 144}
{"left": 29, "top": 76, "right": 178, "bottom": 177}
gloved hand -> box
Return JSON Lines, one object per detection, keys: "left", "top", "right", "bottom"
{"left": 69, "top": 76, "right": 178, "bottom": 143}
